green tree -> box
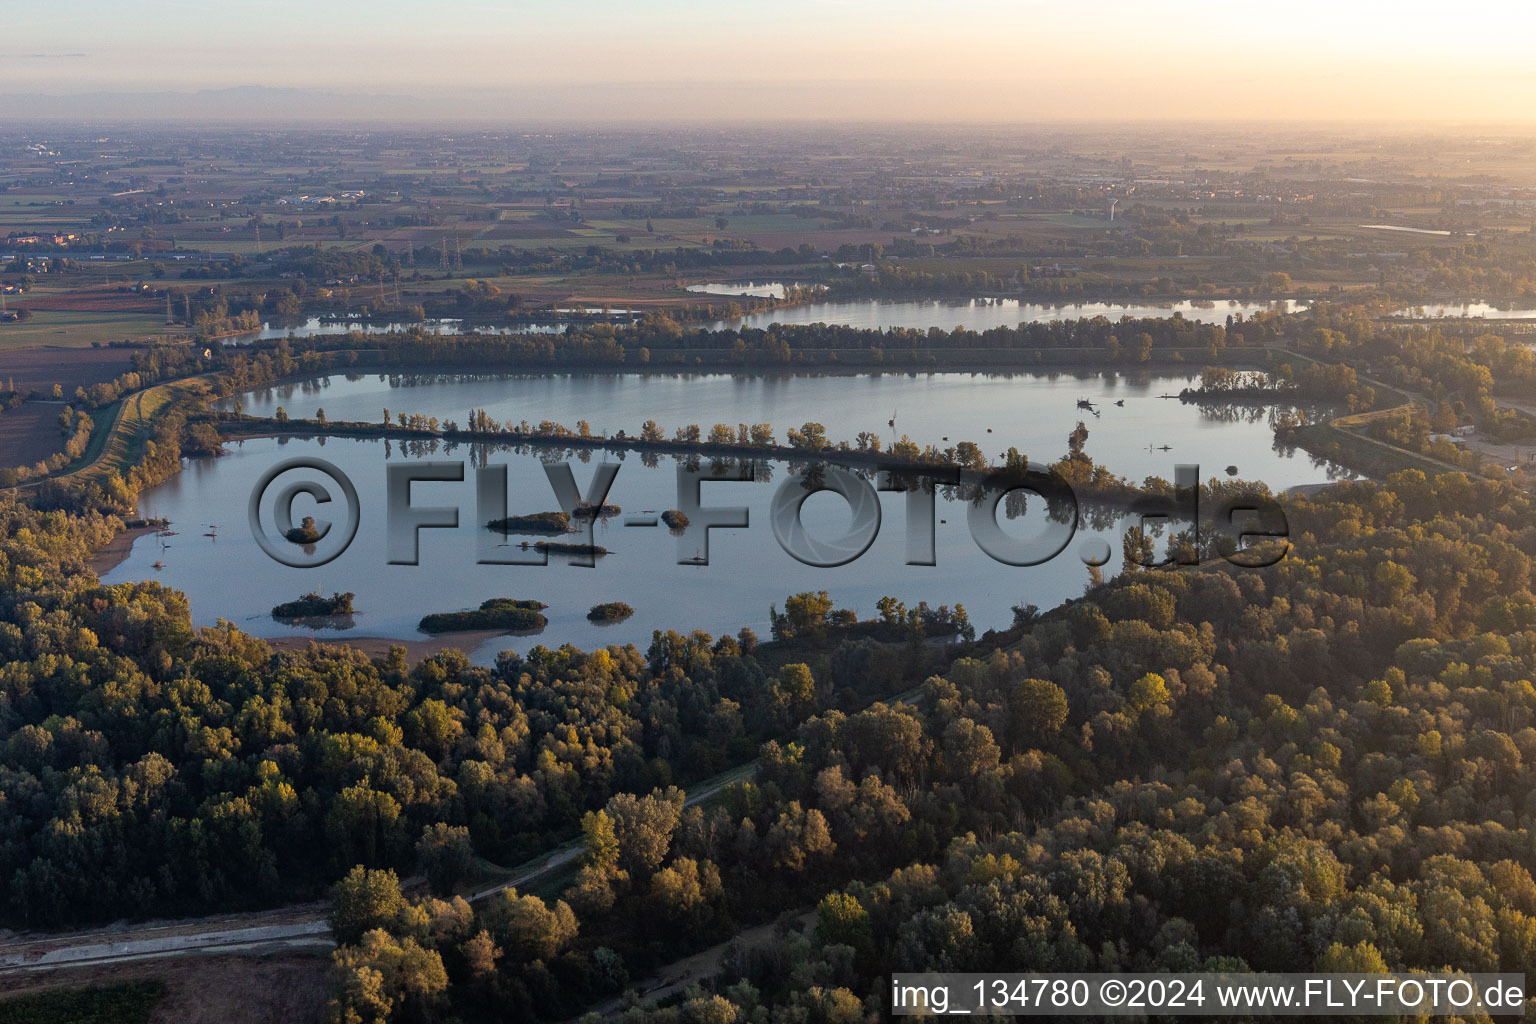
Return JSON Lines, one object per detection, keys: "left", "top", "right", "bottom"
{"left": 606, "top": 789, "right": 684, "bottom": 877}
{"left": 783, "top": 590, "right": 834, "bottom": 637}
{"left": 1126, "top": 672, "right": 1171, "bottom": 715}
{"left": 775, "top": 663, "right": 817, "bottom": 717}
{"left": 481, "top": 890, "right": 579, "bottom": 963}
{"left": 817, "top": 891, "right": 872, "bottom": 950}
{"left": 415, "top": 824, "right": 475, "bottom": 896}
{"left": 1011, "top": 678, "right": 1069, "bottom": 751}
{"left": 330, "top": 866, "right": 405, "bottom": 945}
{"left": 331, "top": 928, "right": 448, "bottom": 1023}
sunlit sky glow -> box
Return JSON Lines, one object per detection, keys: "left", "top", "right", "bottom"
{"left": 7, "top": 0, "right": 1536, "bottom": 121}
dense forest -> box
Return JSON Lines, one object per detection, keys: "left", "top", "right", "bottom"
{"left": 304, "top": 466, "right": 1536, "bottom": 1022}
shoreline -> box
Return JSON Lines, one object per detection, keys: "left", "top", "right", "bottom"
{"left": 265, "top": 628, "right": 514, "bottom": 663}
{"left": 89, "top": 520, "right": 518, "bottom": 665}
{"left": 227, "top": 347, "right": 1277, "bottom": 380}
{"left": 88, "top": 524, "right": 160, "bottom": 576}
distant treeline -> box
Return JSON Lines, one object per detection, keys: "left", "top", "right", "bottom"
{"left": 239, "top": 312, "right": 1288, "bottom": 374}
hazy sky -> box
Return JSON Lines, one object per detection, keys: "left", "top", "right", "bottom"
{"left": 7, "top": 0, "right": 1536, "bottom": 121}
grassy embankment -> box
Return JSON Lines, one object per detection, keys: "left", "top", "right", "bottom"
{"left": 50, "top": 375, "right": 215, "bottom": 484}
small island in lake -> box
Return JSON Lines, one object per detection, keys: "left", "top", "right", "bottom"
{"left": 285, "top": 515, "right": 322, "bottom": 544}
{"left": 521, "top": 540, "right": 609, "bottom": 557}
{"left": 587, "top": 602, "right": 635, "bottom": 623}
{"left": 272, "top": 591, "right": 356, "bottom": 622}
{"left": 485, "top": 510, "right": 571, "bottom": 534}
{"left": 660, "top": 509, "right": 689, "bottom": 529}
{"left": 572, "top": 502, "right": 620, "bottom": 518}
{"left": 419, "top": 598, "right": 548, "bottom": 633}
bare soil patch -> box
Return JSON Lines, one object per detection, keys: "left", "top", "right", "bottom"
{"left": 0, "top": 404, "right": 65, "bottom": 468}
{"left": 19, "top": 287, "right": 162, "bottom": 314}
{"left": 0, "top": 954, "right": 331, "bottom": 1024}
{"left": 0, "top": 345, "right": 137, "bottom": 392}
{"left": 267, "top": 629, "right": 513, "bottom": 664}
{"left": 88, "top": 524, "right": 159, "bottom": 576}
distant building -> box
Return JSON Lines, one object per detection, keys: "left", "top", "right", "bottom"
{"left": 6, "top": 233, "right": 78, "bottom": 246}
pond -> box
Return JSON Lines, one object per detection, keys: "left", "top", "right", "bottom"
{"left": 104, "top": 370, "right": 1353, "bottom": 663}
{"left": 687, "top": 281, "right": 795, "bottom": 299}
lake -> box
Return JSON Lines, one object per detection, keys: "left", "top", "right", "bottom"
{"left": 1390, "top": 303, "right": 1536, "bottom": 320}
{"left": 711, "top": 297, "right": 1307, "bottom": 332}
{"left": 230, "top": 314, "right": 637, "bottom": 343}
{"left": 104, "top": 370, "right": 1352, "bottom": 664}
{"left": 110, "top": 437, "right": 1141, "bottom": 663}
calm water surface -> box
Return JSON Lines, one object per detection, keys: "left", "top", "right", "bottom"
{"left": 687, "top": 281, "right": 794, "bottom": 299}
{"left": 106, "top": 438, "right": 1211, "bottom": 665}
{"left": 228, "top": 370, "right": 1346, "bottom": 488}
{"left": 1390, "top": 303, "right": 1536, "bottom": 320}
{"left": 232, "top": 315, "right": 631, "bottom": 342}
{"left": 713, "top": 297, "right": 1306, "bottom": 332}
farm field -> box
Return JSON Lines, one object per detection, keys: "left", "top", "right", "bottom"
{"left": 0, "top": 312, "right": 178, "bottom": 350}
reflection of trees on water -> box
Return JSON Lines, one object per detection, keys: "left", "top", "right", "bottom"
{"left": 1271, "top": 437, "right": 1358, "bottom": 481}
{"left": 1191, "top": 400, "right": 1343, "bottom": 431}
{"left": 280, "top": 613, "right": 357, "bottom": 632}
{"left": 951, "top": 479, "right": 1079, "bottom": 527}
{"left": 385, "top": 371, "right": 527, "bottom": 390}
{"left": 1193, "top": 402, "right": 1272, "bottom": 425}
{"left": 1078, "top": 505, "right": 1124, "bottom": 532}
{"left": 274, "top": 377, "right": 334, "bottom": 401}
{"left": 708, "top": 456, "right": 747, "bottom": 478}
{"left": 1005, "top": 490, "right": 1029, "bottom": 520}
